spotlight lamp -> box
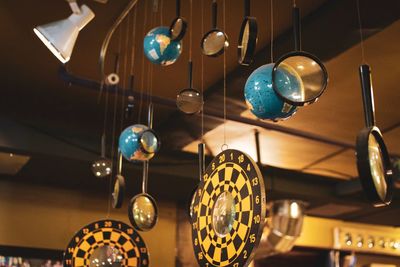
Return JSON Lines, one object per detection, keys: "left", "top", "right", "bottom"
{"left": 33, "top": 0, "right": 97, "bottom": 63}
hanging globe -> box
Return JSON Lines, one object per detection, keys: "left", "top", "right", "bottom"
{"left": 143, "top": 26, "right": 182, "bottom": 66}
{"left": 244, "top": 63, "right": 301, "bottom": 121}
{"left": 176, "top": 89, "right": 203, "bottom": 115}
{"left": 119, "top": 124, "right": 161, "bottom": 162}
{"left": 91, "top": 158, "right": 112, "bottom": 178}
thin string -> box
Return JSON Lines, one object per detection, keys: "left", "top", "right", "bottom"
{"left": 222, "top": 0, "right": 227, "bottom": 150}
{"left": 356, "top": 0, "right": 366, "bottom": 63}
{"left": 200, "top": 0, "right": 205, "bottom": 142}
{"left": 130, "top": 6, "right": 138, "bottom": 76}
{"left": 270, "top": 0, "right": 274, "bottom": 63}
{"left": 120, "top": 13, "right": 131, "bottom": 132}
{"left": 106, "top": 25, "right": 123, "bottom": 219}
{"left": 138, "top": 0, "right": 149, "bottom": 123}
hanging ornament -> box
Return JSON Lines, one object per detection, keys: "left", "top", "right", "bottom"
{"left": 244, "top": 63, "right": 299, "bottom": 121}
{"left": 91, "top": 134, "right": 112, "bottom": 177}
{"left": 143, "top": 26, "right": 182, "bottom": 66}
{"left": 177, "top": 61, "right": 203, "bottom": 114}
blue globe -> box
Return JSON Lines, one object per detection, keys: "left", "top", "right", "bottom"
{"left": 119, "top": 124, "right": 160, "bottom": 162}
{"left": 244, "top": 63, "right": 301, "bottom": 121}
{"left": 143, "top": 26, "right": 182, "bottom": 66}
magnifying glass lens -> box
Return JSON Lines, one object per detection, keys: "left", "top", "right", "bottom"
{"left": 274, "top": 55, "right": 326, "bottom": 104}
{"left": 141, "top": 130, "right": 159, "bottom": 153}
{"left": 368, "top": 133, "right": 387, "bottom": 200}
{"left": 132, "top": 195, "right": 157, "bottom": 230}
{"left": 203, "top": 31, "right": 228, "bottom": 56}
{"left": 171, "top": 19, "right": 183, "bottom": 40}
{"left": 177, "top": 89, "right": 203, "bottom": 114}
{"left": 240, "top": 22, "right": 250, "bottom": 59}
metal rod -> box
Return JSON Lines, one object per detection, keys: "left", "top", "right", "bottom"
{"left": 148, "top": 103, "right": 154, "bottom": 129}
{"left": 118, "top": 151, "right": 123, "bottom": 174}
{"left": 198, "top": 143, "right": 205, "bottom": 181}
{"left": 176, "top": 0, "right": 181, "bottom": 16}
{"left": 254, "top": 129, "right": 261, "bottom": 164}
{"left": 293, "top": 7, "right": 301, "bottom": 51}
{"left": 142, "top": 160, "right": 149, "bottom": 193}
{"left": 58, "top": 67, "right": 361, "bottom": 151}
{"left": 212, "top": 0, "right": 217, "bottom": 29}
{"left": 99, "top": 0, "right": 139, "bottom": 80}
{"left": 101, "top": 133, "right": 106, "bottom": 158}
{"left": 359, "top": 64, "right": 376, "bottom": 128}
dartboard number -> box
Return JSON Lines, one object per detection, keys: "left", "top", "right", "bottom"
{"left": 203, "top": 173, "right": 209, "bottom": 181}
{"left": 252, "top": 177, "right": 259, "bottom": 186}
{"left": 250, "top": 234, "right": 256, "bottom": 243}
{"left": 219, "top": 154, "right": 225, "bottom": 163}
{"left": 230, "top": 152, "right": 233, "bottom": 160}
{"left": 82, "top": 228, "right": 89, "bottom": 234}
{"left": 198, "top": 252, "right": 204, "bottom": 260}
{"left": 65, "top": 260, "right": 72, "bottom": 266}
{"left": 255, "top": 195, "right": 260, "bottom": 204}
{"left": 212, "top": 163, "right": 216, "bottom": 170}
{"left": 104, "top": 221, "right": 112, "bottom": 227}
{"left": 233, "top": 263, "right": 239, "bottom": 267}
{"left": 247, "top": 164, "right": 251, "bottom": 171}
{"left": 253, "top": 215, "right": 261, "bottom": 224}
{"left": 67, "top": 248, "right": 74, "bottom": 253}
{"left": 243, "top": 250, "right": 248, "bottom": 259}
{"left": 127, "top": 228, "right": 134, "bottom": 234}
{"left": 140, "top": 247, "right": 147, "bottom": 253}
{"left": 238, "top": 154, "right": 244, "bottom": 163}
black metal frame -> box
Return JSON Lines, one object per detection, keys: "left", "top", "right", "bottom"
{"left": 356, "top": 126, "right": 393, "bottom": 207}
{"left": 272, "top": 6, "right": 328, "bottom": 106}
{"left": 201, "top": 0, "right": 229, "bottom": 57}
{"left": 177, "top": 61, "right": 202, "bottom": 115}
{"left": 169, "top": 0, "right": 187, "bottom": 41}
{"left": 139, "top": 129, "right": 161, "bottom": 154}
{"left": 271, "top": 51, "right": 328, "bottom": 106}
{"left": 238, "top": 0, "right": 258, "bottom": 66}
{"left": 112, "top": 174, "right": 126, "bottom": 209}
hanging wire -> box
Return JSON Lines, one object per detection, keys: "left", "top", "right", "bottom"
{"left": 138, "top": 0, "right": 149, "bottom": 123}
{"left": 270, "top": 0, "right": 274, "bottom": 63}
{"left": 120, "top": 12, "right": 131, "bottom": 132}
{"left": 189, "top": 0, "right": 193, "bottom": 62}
{"left": 130, "top": 7, "right": 138, "bottom": 76}
{"left": 356, "top": 0, "right": 366, "bottom": 63}
{"left": 222, "top": 0, "right": 227, "bottom": 150}
{"left": 201, "top": 0, "right": 205, "bottom": 142}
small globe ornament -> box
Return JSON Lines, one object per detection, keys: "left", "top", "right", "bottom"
{"left": 244, "top": 63, "right": 301, "bottom": 121}
{"left": 143, "top": 26, "right": 182, "bottom": 66}
{"left": 119, "top": 124, "right": 160, "bottom": 162}
{"left": 176, "top": 89, "right": 203, "bottom": 114}
{"left": 91, "top": 158, "right": 112, "bottom": 178}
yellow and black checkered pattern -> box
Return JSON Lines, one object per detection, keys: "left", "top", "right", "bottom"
{"left": 64, "top": 220, "right": 149, "bottom": 267}
{"left": 192, "top": 149, "right": 266, "bottom": 267}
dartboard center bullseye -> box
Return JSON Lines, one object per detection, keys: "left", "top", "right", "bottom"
{"left": 212, "top": 191, "right": 237, "bottom": 238}
{"left": 89, "top": 246, "right": 123, "bottom": 267}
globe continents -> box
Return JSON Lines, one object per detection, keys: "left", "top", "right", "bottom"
{"left": 119, "top": 124, "right": 160, "bottom": 162}
{"left": 244, "top": 63, "right": 301, "bottom": 121}
{"left": 143, "top": 26, "right": 182, "bottom": 66}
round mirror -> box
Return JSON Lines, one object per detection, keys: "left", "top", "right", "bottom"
{"left": 272, "top": 52, "right": 328, "bottom": 106}
{"left": 177, "top": 89, "right": 203, "bottom": 114}
{"left": 368, "top": 133, "right": 387, "bottom": 200}
{"left": 170, "top": 18, "right": 186, "bottom": 41}
{"left": 129, "top": 194, "right": 158, "bottom": 231}
{"left": 140, "top": 130, "right": 160, "bottom": 154}
{"left": 91, "top": 158, "right": 112, "bottom": 178}
{"left": 238, "top": 18, "right": 257, "bottom": 65}
{"left": 201, "top": 30, "right": 229, "bottom": 57}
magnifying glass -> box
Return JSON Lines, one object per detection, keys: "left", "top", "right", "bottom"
{"left": 356, "top": 64, "right": 393, "bottom": 207}
{"left": 169, "top": 0, "right": 187, "bottom": 41}
{"left": 201, "top": 0, "right": 229, "bottom": 57}
{"left": 177, "top": 61, "right": 203, "bottom": 114}
{"left": 272, "top": 5, "right": 328, "bottom": 106}
{"left": 112, "top": 153, "right": 126, "bottom": 209}
{"left": 128, "top": 160, "right": 158, "bottom": 231}
{"left": 238, "top": 0, "right": 257, "bottom": 66}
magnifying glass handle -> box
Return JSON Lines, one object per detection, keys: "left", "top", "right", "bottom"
{"left": 212, "top": 0, "right": 218, "bottom": 29}
{"left": 292, "top": 7, "right": 301, "bottom": 51}
{"left": 142, "top": 160, "right": 149, "bottom": 193}
{"left": 198, "top": 143, "right": 205, "bottom": 181}
{"left": 244, "top": 0, "right": 250, "bottom": 17}
{"left": 188, "top": 61, "right": 193, "bottom": 89}
{"left": 125, "top": 75, "right": 135, "bottom": 121}
{"left": 254, "top": 129, "right": 261, "bottom": 164}
{"left": 117, "top": 151, "right": 123, "bottom": 175}
{"left": 176, "top": 0, "right": 181, "bottom": 16}
{"left": 359, "top": 64, "right": 376, "bottom": 128}
{"left": 148, "top": 103, "right": 154, "bottom": 129}
{"left": 101, "top": 133, "right": 106, "bottom": 158}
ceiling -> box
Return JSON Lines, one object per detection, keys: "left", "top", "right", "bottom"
{"left": 0, "top": 0, "right": 399, "bottom": 225}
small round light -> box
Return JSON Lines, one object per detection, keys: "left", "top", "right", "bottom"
{"left": 91, "top": 158, "right": 112, "bottom": 178}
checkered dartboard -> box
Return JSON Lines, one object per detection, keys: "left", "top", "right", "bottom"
{"left": 63, "top": 220, "right": 149, "bottom": 267}
{"left": 191, "top": 149, "right": 266, "bottom": 267}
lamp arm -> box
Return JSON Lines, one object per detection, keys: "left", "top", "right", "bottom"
{"left": 66, "top": 0, "right": 81, "bottom": 14}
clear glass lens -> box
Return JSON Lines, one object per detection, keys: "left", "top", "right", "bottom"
{"left": 89, "top": 246, "right": 123, "bottom": 267}
{"left": 171, "top": 19, "right": 183, "bottom": 39}
{"left": 177, "top": 89, "right": 203, "bottom": 114}
{"left": 368, "top": 133, "right": 387, "bottom": 200}
{"left": 212, "top": 192, "right": 236, "bottom": 237}
{"left": 274, "top": 55, "right": 326, "bottom": 103}
{"left": 202, "top": 31, "right": 228, "bottom": 56}
{"left": 141, "top": 130, "right": 159, "bottom": 153}
{"left": 240, "top": 22, "right": 250, "bottom": 59}
{"left": 132, "top": 195, "right": 157, "bottom": 230}
{"left": 91, "top": 158, "right": 112, "bottom": 178}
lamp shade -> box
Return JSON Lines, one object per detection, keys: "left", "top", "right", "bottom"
{"left": 33, "top": 5, "right": 95, "bottom": 63}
